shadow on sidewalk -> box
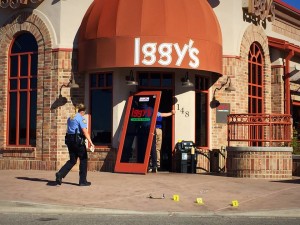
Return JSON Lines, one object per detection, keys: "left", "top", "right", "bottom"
{"left": 16, "top": 177, "right": 78, "bottom": 186}
{"left": 270, "top": 179, "right": 300, "bottom": 184}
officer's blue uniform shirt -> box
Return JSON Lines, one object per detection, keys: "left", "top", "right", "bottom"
{"left": 67, "top": 113, "right": 87, "bottom": 134}
{"left": 156, "top": 112, "right": 162, "bottom": 129}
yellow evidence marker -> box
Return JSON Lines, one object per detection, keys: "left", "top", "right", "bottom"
{"left": 231, "top": 200, "right": 239, "bottom": 207}
{"left": 196, "top": 198, "right": 204, "bottom": 205}
{"left": 173, "top": 195, "right": 180, "bottom": 201}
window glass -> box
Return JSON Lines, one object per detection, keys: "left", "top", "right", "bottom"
{"left": 30, "top": 91, "right": 37, "bottom": 145}
{"left": 90, "top": 73, "right": 113, "bottom": 145}
{"left": 139, "top": 73, "right": 148, "bottom": 86}
{"left": 150, "top": 73, "right": 160, "bottom": 86}
{"left": 162, "top": 73, "right": 172, "bottom": 87}
{"left": 30, "top": 54, "right": 38, "bottom": 76}
{"left": 10, "top": 80, "right": 18, "bottom": 90}
{"left": 19, "top": 92, "right": 28, "bottom": 145}
{"left": 21, "top": 55, "right": 28, "bottom": 76}
{"left": 90, "top": 74, "right": 97, "bottom": 88}
{"left": 195, "top": 92, "right": 208, "bottom": 146}
{"left": 30, "top": 78, "right": 37, "bottom": 89}
{"left": 11, "top": 33, "right": 38, "bottom": 53}
{"left": 10, "top": 56, "right": 18, "bottom": 77}
{"left": 9, "top": 92, "right": 17, "bottom": 145}
{"left": 20, "top": 78, "right": 28, "bottom": 89}
{"left": 98, "top": 74, "right": 105, "bottom": 87}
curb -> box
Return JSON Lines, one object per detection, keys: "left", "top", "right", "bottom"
{"left": 1, "top": 200, "right": 300, "bottom": 218}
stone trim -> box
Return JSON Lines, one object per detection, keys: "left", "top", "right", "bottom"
{"left": 227, "top": 146, "right": 293, "bottom": 152}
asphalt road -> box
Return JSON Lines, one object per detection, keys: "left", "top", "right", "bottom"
{"left": 0, "top": 213, "right": 299, "bottom": 225}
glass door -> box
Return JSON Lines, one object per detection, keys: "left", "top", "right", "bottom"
{"left": 114, "top": 91, "right": 161, "bottom": 174}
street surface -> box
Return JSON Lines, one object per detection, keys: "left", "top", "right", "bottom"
{"left": 1, "top": 213, "right": 300, "bottom": 225}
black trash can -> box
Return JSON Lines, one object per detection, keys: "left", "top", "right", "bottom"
{"left": 175, "top": 141, "right": 194, "bottom": 173}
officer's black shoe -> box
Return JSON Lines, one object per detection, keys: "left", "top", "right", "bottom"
{"left": 55, "top": 172, "right": 62, "bottom": 185}
{"left": 79, "top": 181, "right": 91, "bottom": 186}
{"left": 152, "top": 167, "right": 157, "bottom": 173}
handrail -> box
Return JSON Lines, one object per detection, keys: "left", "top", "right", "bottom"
{"left": 227, "top": 114, "right": 292, "bottom": 147}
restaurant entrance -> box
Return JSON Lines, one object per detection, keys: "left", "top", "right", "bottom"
{"left": 137, "top": 72, "right": 175, "bottom": 172}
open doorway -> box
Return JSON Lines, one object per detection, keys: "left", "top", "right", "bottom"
{"left": 137, "top": 72, "right": 174, "bottom": 172}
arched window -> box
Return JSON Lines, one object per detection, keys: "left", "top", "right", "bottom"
{"left": 248, "top": 42, "right": 264, "bottom": 114}
{"left": 8, "top": 32, "right": 38, "bottom": 146}
{"left": 248, "top": 42, "right": 264, "bottom": 146}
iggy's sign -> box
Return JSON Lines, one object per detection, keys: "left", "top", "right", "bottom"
{"left": 0, "top": 0, "right": 43, "bottom": 9}
{"left": 134, "top": 38, "right": 200, "bottom": 69}
{"left": 242, "top": 0, "right": 275, "bottom": 22}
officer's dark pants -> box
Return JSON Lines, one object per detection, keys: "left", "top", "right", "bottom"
{"left": 58, "top": 142, "right": 88, "bottom": 184}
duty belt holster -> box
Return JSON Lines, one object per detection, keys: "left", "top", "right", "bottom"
{"left": 65, "top": 129, "right": 86, "bottom": 146}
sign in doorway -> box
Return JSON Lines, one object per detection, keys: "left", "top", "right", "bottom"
{"left": 114, "top": 91, "right": 161, "bottom": 174}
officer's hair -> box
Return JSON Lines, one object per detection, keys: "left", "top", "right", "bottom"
{"left": 76, "top": 103, "right": 86, "bottom": 112}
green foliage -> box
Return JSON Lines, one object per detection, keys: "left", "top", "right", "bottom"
{"left": 292, "top": 128, "right": 300, "bottom": 155}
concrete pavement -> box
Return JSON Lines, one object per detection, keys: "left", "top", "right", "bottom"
{"left": 0, "top": 170, "right": 299, "bottom": 217}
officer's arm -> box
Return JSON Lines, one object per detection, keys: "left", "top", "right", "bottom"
{"left": 81, "top": 128, "right": 94, "bottom": 146}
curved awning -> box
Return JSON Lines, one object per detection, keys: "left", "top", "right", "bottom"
{"left": 78, "top": 0, "right": 222, "bottom": 74}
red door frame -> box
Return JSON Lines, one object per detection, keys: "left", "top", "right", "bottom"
{"left": 114, "top": 91, "right": 161, "bottom": 174}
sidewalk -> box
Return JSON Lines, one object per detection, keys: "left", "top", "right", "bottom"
{"left": 0, "top": 170, "right": 299, "bottom": 217}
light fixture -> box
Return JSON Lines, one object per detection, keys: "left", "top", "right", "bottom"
{"left": 59, "top": 73, "right": 79, "bottom": 97}
{"left": 68, "top": 73, "right": 80, "bottom": 88}
{"left": 182, "top": 72, "right": 194, "bottom": 87}
{"left": 224, "top": 77, "right": 236, "bottom": 91}
{"left": 126, "top": 70, "right": 138, "bottom": 86}
{"left": 210, "top": 76, "right": 235, "bottom": 108}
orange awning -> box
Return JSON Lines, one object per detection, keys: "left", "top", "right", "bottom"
{"left": 78, "top": 0, "right": 222, "bottom": 74}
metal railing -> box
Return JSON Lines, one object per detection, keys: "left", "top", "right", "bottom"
{"left": 227, "top": 114, "right": 292, "bottom": 147}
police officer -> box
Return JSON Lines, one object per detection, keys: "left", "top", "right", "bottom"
{"left": 55, "top": 103, "right": 94, "bottom": 186}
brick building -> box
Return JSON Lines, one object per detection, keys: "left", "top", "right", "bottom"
{"left": 0, "top": 0, "right": 299, "bottom": 178}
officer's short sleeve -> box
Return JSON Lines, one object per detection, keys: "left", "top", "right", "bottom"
{"left": 78, "top": 117, "right": 88, "bottom": 130}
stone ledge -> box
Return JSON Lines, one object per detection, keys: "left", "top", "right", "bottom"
{"left": 227, "top": 146, "right": 293, "bottom": 152}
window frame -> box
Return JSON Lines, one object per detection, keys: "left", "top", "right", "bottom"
{"left": 7, "top": 33, "right": 38, "bottom": 146}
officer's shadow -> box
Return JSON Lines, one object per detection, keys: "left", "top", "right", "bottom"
{"left": 16, "top": 177, "right": 78, "bottom": 186}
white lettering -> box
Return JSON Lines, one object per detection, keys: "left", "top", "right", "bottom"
{"left": 158, "top": 43, "right": 173, "bottom": 66}
{"left": 134, "top": 38, "right": 140, "bottom": 65}
{"left": 174, "top": 43, "right": 189, "bottom": 67}
{"left": 142, "top": 43, "right": 157, "bottom": 66}
{"left": 133, "top": 38, "right": 200, "bottom": 69}
{"left": 188, "top": 39, "right": 200, "bottom": 68}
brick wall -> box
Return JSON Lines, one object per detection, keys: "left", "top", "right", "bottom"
{"left": 227, "top": 147, "right": 292, "bottom": 179}
{"left": 271, "top": 66, "right": 284, "bottom": 114}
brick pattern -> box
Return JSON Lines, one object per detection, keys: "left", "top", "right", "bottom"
{"left": 271, "top": 67, "right": 284, "bottom": 114}
{"left": 88, "top": 148, "right": 117, "bottom": 172}
{"left": 0, "top": 159, "right": 57, "bottom": 170}
{"left": 227, "top": 149, "right": 292, "bottom": 179}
